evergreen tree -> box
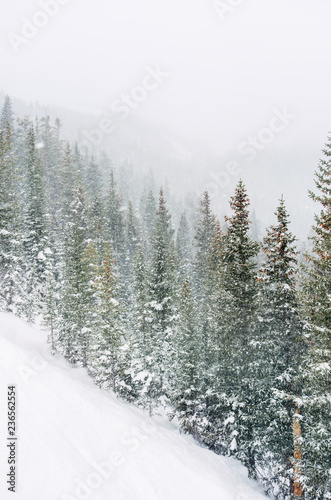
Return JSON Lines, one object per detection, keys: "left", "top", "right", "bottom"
{"left": 0, "top": 95, "right": 14, "bottom": 136}
{"left": 59, "top": 143, "right": 78, "bottom": 218}
{"left": 146, "top": 188, "right": 178, "bottom": 409}
{"left": 38, "top": 116, "right": 63, "bottom": 219}
{"left": 140, "top": 188, "right": 156, "bottom": 251}
{"left": 42, "top": 248, "right": 60, "bottom": 353}
{"left": 59, "top": 186, "right": 93, "bottom": 365}
{"left": 301, "top": 137, "right": 331, "bottom": 499}
{"left": 130, "top": 247, "right": 155, "bottom": 412}
{"left": 126, "top": 201, "right": 140, "bottom": 261}
{"left": 176, "top": 211, "right": 192, "bottom": 279}
{"left": 216, "top": 180, "right": 259, "bottom": 476}
{"left": 170, "top": 280, "right": 201, "bottom": 437}
{"left": 192, "top": 191, "right": 218, "bottom": 414}
{"left": 0, "top": 125, "right": 24, "bottom": 314}
{"left": 89, "top": 243, "right": 128, "bottom": 395}
{"left": 257, "top": 197, "right": 306, "bottom": 497}
{"left": 85, "top": 156, "right": 104, "bottom": 257}
{"left": 23, "top": 126, "right": 49, "bottom": 320}
{"left": 193, "top": 191, "right": 217, "bottom": 301}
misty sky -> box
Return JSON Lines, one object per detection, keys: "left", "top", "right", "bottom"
{"left": 1, "top": 0, "right": 331, "bottom": 153}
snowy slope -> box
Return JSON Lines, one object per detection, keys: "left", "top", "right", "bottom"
{"left": 0, "top": 313, "right": 267, "bottom": 500}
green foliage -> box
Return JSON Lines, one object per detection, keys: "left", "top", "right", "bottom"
{"left": 301, "top": 137, "right": 331, "bottom": 499}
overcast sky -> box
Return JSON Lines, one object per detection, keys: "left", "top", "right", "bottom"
{"left": 1, "top": 0, "right": 330, "bottom": 152}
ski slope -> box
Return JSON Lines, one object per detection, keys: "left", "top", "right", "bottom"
{"left": 0, "top": 313, "right": 267, "bottom": 500}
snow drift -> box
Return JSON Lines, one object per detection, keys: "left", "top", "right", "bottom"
{"left": 0, "top": 313, "right": 267, "bottom": 500}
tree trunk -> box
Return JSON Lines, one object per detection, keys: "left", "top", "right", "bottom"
{"left": 293, "top": 404, "right": 303, "bottom": 499}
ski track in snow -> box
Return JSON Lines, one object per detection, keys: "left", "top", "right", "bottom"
{"left": 0, "top": 313, "right": 267, "bottom": 500}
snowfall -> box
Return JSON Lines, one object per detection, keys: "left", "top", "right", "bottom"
{"left": 0, "top": 313, "right": 268, "bottom": 500}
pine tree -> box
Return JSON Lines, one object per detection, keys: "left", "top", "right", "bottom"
{"left": 140, "top": 188, "right": 156, "bottom": 251}
{"left": 0, "top": 95, "right": 14, "bottom": 136}
{"left": 105, "top": 170, "right": 125, "bottom": 256}
{"left": 193, "top": 191, "right": 217, "bottom": 302}
{"left": 42, "top": 248, "right": 59, "bottom": 353}
{"left": 170, "top": 280, "right": 201, "bottom": 437}
{"left": 0, "top": 124, "right": 24, "bottom": 314}
{"left": 192, "top": 191, "right": 218, "bottom": 418}
{"left": 85, "top": 156, "right": 104, "bottom": 257}
{"left": 146, "top": 188, "right": 178, "bottom": 410}
{"left": 130, "top": 247, "right": 155, "bottom": 411}
{"left": 218, "top": 180, "right": 259, "bottom": 477}
{"left": 257, "top": 197, "right": 306, "bottom": 497}
{"left": 176, "top": 211, "right": 192, "bottom": 279}
{"left": 59, "top": 143, "right": 78, "bottom": 218}
{"left": 38, "top": 116, "right": 63, "bottom": 215}
{"left": 89, "top": 243, "right": 128, "bottom": 395}
{"left": 301, "top": 137, "right": 331, "bottom": 499}
{"left": 59, "top": 185, "right": 93, "bottom": 365}
{"left": 22, "top": 126, "right": 49, "bottom": 320}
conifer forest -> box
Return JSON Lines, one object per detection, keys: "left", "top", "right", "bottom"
{"left": 0, "top": 94, "right": 330, "bottom": 499}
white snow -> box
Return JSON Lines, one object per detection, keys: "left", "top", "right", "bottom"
{"left": 0, "top": 313, "right": 268, "bottom": 500}
{"left": 37, "top": 251, "right": 46, "bottom": 261}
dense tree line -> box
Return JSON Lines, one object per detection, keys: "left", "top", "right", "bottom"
{"left": 0, "top": 96, "right": 330, "bottom": 499}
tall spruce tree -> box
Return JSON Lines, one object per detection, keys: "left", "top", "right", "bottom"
{"left": 192, "top": 191, "right": 218, "bottom": 415}
{"left": 0, "top": 95, "right": 13, "bottom": 136}
{"left": 176, "top": 211, "right": 192, "bottom": 280}
{"left": 89, "top": 243, "right": 128, "bottom": 396}
{"left": 59, "top": 185, "right": 93, "bottom": 365}
{"left": 0, "top": 124, "right": 24, "bottom": 314}
{"left": 140, "top": 188, "right": 156, "bottom": 251}
{"left": 130, "top": 247, "right": 155, "bottom": 411}
{"left": 257, "top": 197, "right": 306, "bottom": 497}
{"left": 170, "top": 280, "right": 202, "bottom": 437}
{"left": 301, "top": 137, "right": 331, "bottom": 499}
{"left": 23, "top": 126, "right": 49, "bottom": 320}
{"left": 220, "top": 180, "right": 259, "bottom": 476}
{"left": 146, "top": 188, "right": 178, "bottom": 409}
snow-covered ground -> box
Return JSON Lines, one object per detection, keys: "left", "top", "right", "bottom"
{"left": 0, "top": 313, "right": 267, "bottom": 500}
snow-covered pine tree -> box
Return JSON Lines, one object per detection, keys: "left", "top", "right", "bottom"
{"left": 38, "top": 116, "right": 63, "bottom": 219}
{"left": 140, "top": 187, "right": 156, "bottom": 251}
{"left": 129, "top": 246, "right": 156, "bottom": 412}
{"left": 0, "top": 121, "right": 24, "bottom": 314}
{"left": 122, "top": 200, "right": 141, "bottom": 309}
{"left": 198, "top": 220, "right": 236, "bottom": 454}
{"left": 0, "top": 95, "right": 14, "bottom": 137}
{"left": 220, "top": 180, "right": 259, "bottom": 477}
{"left": 301, "top": 136, "right": 331, "bottom": 500}
{"left": 257, "top": 196, "right": 306, "bottom": 498}
{"left": 192, "top": 191, "right": 218, "bottom": 413}
{"left": 104, "top": 170, "right": 127, "bottom": 299}
{"left": 146, "top": 187, "right": 178, "bottom": 409}
{"left": 89, "top": 242, "right": 129, "bottom": 396}
{"left": 59, "top": 142, "right": 79, "bottom": 219}
{"left": 170, "top": 279, "right": 202, "bottom": 437}
{"left": 105, "top": 170, "right": 125, "bottom": 257}
{"left": 176, "top": 211, "right": 193, "bottom": 280}
{"left": 59, "top": 185, "right": 94, "bottom": 365}
{"left": 85, "top": 155, "right": 104, "bottom": 258}
{"left": 42, "top": 247, "right": 59, "bottom": 354}
{"left": 193, "top": 191, "right": 217, "bottom": 302}
{"left": 22, "top": 125, "right": 49, "bottom": 321}
{"left": 126, "top": 200, "right": 141, "bottom": 262}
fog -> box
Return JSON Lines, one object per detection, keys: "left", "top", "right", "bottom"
{"left": 1, "top": 0, "right": 331, "bottom": 238}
